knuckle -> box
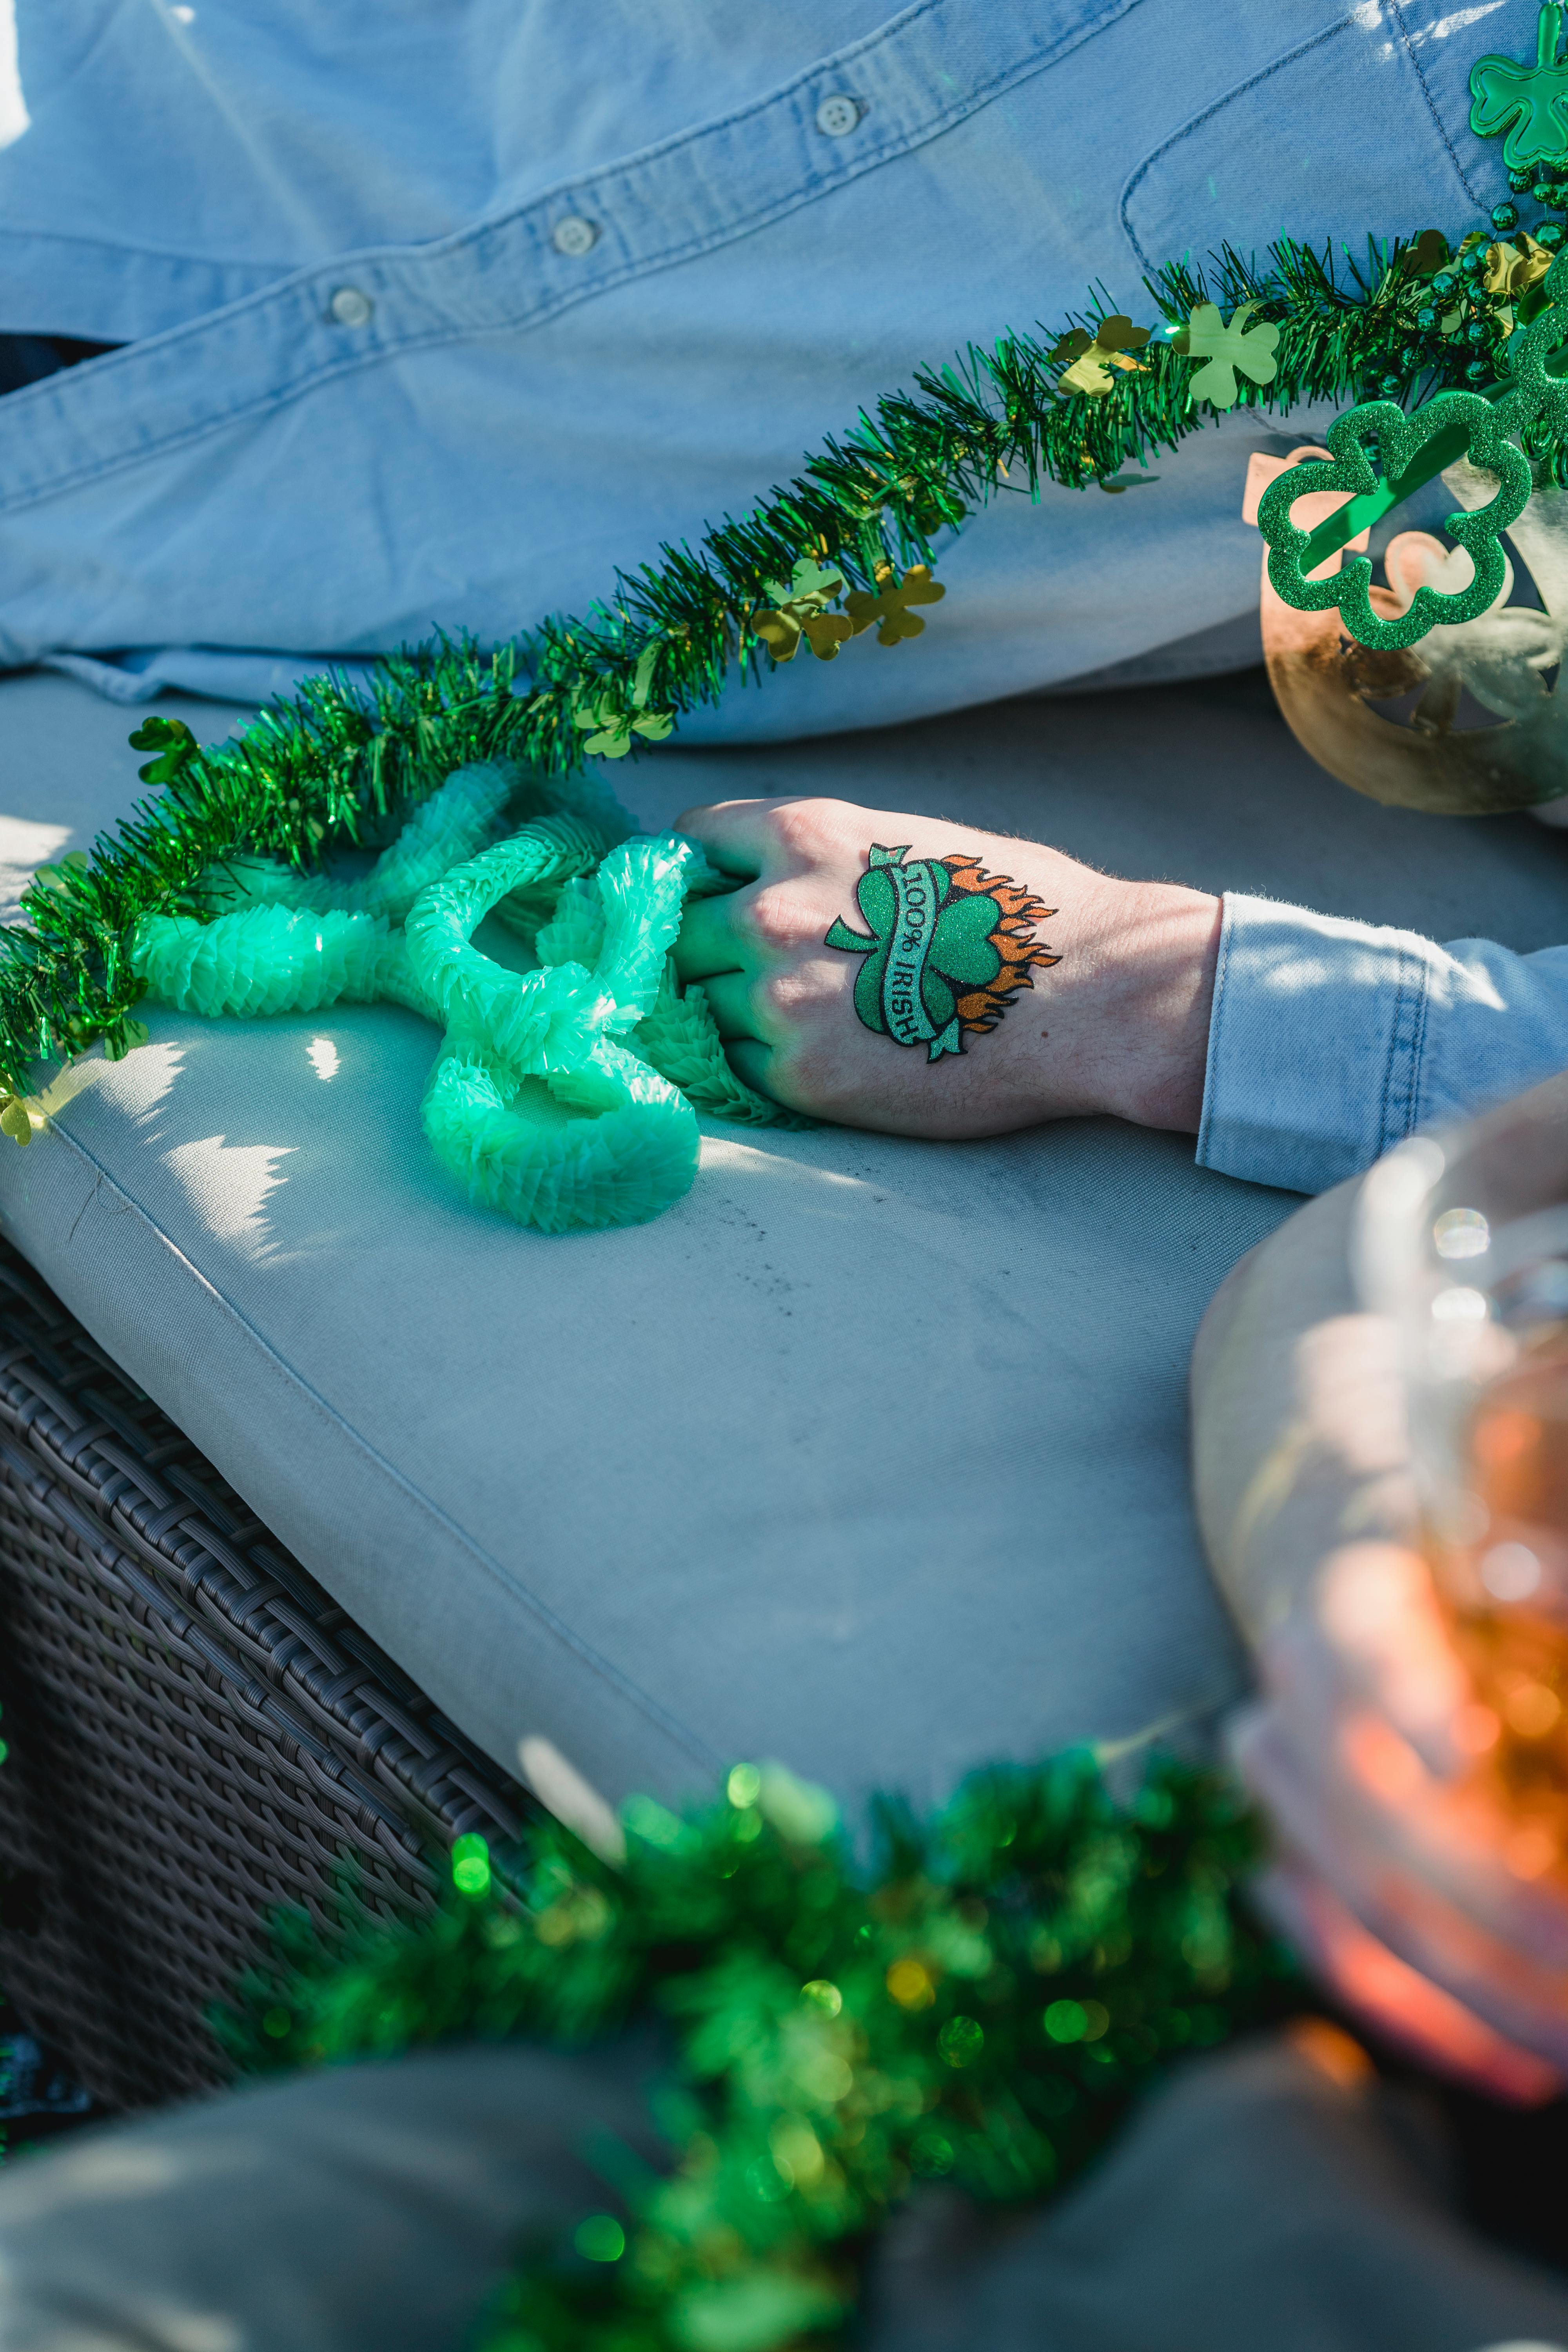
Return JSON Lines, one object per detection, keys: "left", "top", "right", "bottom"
{"left": 750, "top": 974, "right": 792, "bottom": 1036}
{"left": 744, "top": 886, "right": 807, "bottom": 952}
{"left": 766, "top": 797, "right": 841, "bottom": 854}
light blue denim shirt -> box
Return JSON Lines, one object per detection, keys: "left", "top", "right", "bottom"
{"left": 0, "top": 0, "right": 1558, "bottom": 1189}
{"left": 1198, "top": 897, "right": 1568, "bottom": 1192}
{"left": 0, "top": 0, "right": 1515, "bottom": 719}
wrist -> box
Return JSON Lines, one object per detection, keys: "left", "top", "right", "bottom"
{"left": 1049, "top": 877, "right": 1222, "bottom": 1133}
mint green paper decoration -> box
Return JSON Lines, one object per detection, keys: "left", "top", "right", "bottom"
{"left": 1470, "top": 4, "right": 1568, "bottom": 171}
{"left": 1181, "top": 301, "right": 1279, "bottom": 410}
{"left": 131, "top": 763, "right": 805, "bottom": 1236}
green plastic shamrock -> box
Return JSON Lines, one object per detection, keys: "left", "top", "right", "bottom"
{"left": 824, "top": 844, "right": 1007, "bottom": 1060}
{"left": 842, "top": 562, "right": 946, "bottom": 646}
{"left": 1179, "top": 301, "right": 1279, "bottom": 411}
{"left": 1492, "top": 242, "right": 1568, "bottom": 443}
{"left": 31, "top": 850, "right": 89, "bottom": 895}
{"left": 128, "top": 715, "right": 200, "bottom": 788}
{"left": 573, "top": 642, "right": 676, "bottom": 758}
{"left": 1255, "top": 392, "right": 1532, "bottom": 652}
{"left": 1470, "top": 3, "right": 1568, "bottom": 171}
{"left": 752, "top": 556, "right": 853, "bottom": 663}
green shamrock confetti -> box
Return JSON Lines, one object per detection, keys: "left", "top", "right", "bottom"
{"left": 1177, "top": 301, "right": 1280, "bottom": 410}
{"left": 572, "top": 644, "right": 676, "bottom": 759}
{"left": 1470, "top": 3, "right": 1568, "bottom": 172}
{"left": 128, "top": 715, "right": 200, "bottom": 788}
{"left": 752, "top": 556, "right": 854, "bottom": 663}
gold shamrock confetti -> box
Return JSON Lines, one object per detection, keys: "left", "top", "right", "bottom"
{"left": 1405, "top": 228, "right": 1451, "bottom": 278}
{"left": 1051, "top": 314, "right": 1152, "bottom": 397}
{"left": 1485, "top": 230, "right": 1554, "bottom": 299}
{"left": 842, "top": 562, "right": 946, "bottom": 645}
{"left": 751, "top": 556, "right": 854, "bottom": 663}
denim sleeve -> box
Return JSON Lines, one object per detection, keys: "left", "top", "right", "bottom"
{"left": 1195, "top": 894, "right": 1568, "bottom": 1194}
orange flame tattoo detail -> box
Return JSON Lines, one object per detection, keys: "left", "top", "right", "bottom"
{"left": 940, "top": 856, "right": 1060, "bottom": 1036}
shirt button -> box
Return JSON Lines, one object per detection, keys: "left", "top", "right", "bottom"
{"left": 552, "top": 215, "right": 600, "bottom": 257}
{"left": 328, "top": 286, "right": 374, "bottom": 328}
{"left": 815, "top": 94, "right": 864, "bottom": 138}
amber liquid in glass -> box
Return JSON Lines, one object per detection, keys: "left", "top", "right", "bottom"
{"left": 1440, "top": 1341, "right": 1568, "bottom": 1873}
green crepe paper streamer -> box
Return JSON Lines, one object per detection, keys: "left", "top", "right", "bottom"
{"left": 132, "top": 766, "right": 803, "bottom": 1235}
{"left": 407, "top": 818, "right": 698, "bottom": 1234}
{"left": 636, "top": 962, "right": 813, "bottom": 1131}
{"left": 536, "top": 877, "right": 814, "bottom": 1132}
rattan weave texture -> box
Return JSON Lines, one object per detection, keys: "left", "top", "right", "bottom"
{"left": 0, "top": 1236, "right": 530, "bottom": 2112}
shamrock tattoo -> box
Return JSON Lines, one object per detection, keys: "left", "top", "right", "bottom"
{"left": 824, "top": 845, "right": 1058, "bottom": 1062}
{"left": 1470, "top": 3, "right": 1568, "bottom": 172}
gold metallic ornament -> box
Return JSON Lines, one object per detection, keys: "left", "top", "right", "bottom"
{"left": 751, "top": 556, "right": 854, "bottom": 663}
{"left": 1051, "top": 315, "right": 1151, "bottom": 398}
{"left": 842, "top": 561, "right": 946, "bottom": 645}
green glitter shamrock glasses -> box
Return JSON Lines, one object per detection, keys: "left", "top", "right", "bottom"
{"left": 1257, "top": 248, "right": 1568, "bottom": 652}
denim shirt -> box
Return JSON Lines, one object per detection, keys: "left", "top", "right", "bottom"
{"left": 0, "top": 0, "right": 1557, "bottom": 1189}
{"left": 0, "top": 0, "right": 1516, "bottom": 718}
{"left": 1198, "top": 898, "right": 1568, "bottom": 1193}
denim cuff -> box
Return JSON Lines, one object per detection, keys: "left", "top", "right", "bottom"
{"left": 1196, "top": 893, "right": 1441, "bottom": 1194}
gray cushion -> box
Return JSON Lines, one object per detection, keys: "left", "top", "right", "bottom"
{"left": 1, "top": 669, "right": 1563, "bottom": 1823}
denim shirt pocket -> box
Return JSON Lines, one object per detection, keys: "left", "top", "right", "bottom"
{"left": 1120, "top": 4, "right": 1512, "bottom": 278}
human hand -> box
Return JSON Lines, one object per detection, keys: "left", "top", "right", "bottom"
{"left": 670, "top": 797, "right": 1220, "bottom": 1138}
{"left": 1193, "top": 1180, "right": 1568, "bottom": 2102}
{"left": 1236, "top": 1540, "right": 1568, "bottom": 2104}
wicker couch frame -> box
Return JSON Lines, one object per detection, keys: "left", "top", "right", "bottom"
{"left": 0, "top": 1237, "right": 531, "bottom": 2112}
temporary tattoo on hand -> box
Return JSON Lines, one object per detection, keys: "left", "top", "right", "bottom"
{"left": 824, "top": 844, "right": 1058, "bottom": 1061}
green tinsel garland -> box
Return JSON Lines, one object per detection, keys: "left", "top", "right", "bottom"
{"left": 5, "top": 204, "right": 1565, "bottom": 1109}
{"left": 221, "top": 1751, "right": 1297, "bottom": 2352}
